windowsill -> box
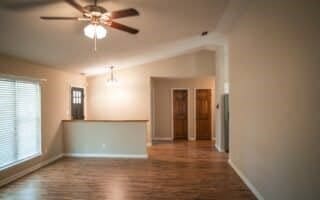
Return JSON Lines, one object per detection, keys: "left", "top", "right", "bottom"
{"left": 0, "top": 153, "right": 42, "bottom": 172}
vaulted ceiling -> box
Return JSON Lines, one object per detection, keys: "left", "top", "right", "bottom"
{"left": 0, "top": 0, "right": 248, "bottom": 75}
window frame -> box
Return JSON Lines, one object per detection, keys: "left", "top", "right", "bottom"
{"left": 0, "top": 75, "right": 42, "bottom": 171}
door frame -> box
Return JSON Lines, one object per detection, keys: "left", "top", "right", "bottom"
{"left": 70, "top": 87, "right": 85, "bottom": 120}
{"left": 171, "top": 88, "right": 191, "bottom": 141}
{"left": 69, "top": 84, "right": 86, "bottom": 120}
{"left": 194, "top": 88, "right": 215, "bottom": 141}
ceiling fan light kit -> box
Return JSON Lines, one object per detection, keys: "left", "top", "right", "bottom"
{"left": 84, "top": 24, "right": 107, "bottom": 39}
{"left": 40, "top": 0, "right": 139, "bottom": 51}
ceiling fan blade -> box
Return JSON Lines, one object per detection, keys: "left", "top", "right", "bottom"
{"left": 109, "top": 21, "right": 139, "bottom": 34}
{"left": 64, "top": 0, "right": 87, "bottom": 13}
{"left": 108, "top": 8, "right": 139, "bottom": 19}
{"left": 40, "top": 16, "right": 80, "bottom": 20}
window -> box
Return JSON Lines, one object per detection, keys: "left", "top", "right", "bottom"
{"left": 0, "top": 77, "right": 41, "bottom": 170}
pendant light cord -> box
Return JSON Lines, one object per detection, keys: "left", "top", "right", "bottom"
{"left": 94, "top": 24, "right": 97, "bottom": 51}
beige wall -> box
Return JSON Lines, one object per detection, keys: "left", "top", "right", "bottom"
{"left": 214, "top": 45, "right": 229, "bottom": 151}
{"left": 0, "top": 55, "right": 86, "bottom": 181}
{"left": 87, "top": 50, "right": 216, "bottom": 142}
{"left": 63, "top": 121, "right": 147, "bottom": 157}
{"left": 152, "top": 77, "right": 215, "bottom": 139}
{"left": 228, "top": 0, "right": 320, "bottom": 199}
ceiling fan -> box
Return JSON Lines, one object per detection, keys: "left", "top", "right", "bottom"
{"left": 40, "top": 0, "right": 139, "bottom": 50}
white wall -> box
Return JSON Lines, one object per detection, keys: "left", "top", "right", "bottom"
{"left": 152, "top": 77, "right": 215, "bottom": 140}
{"left": 87, "top": 50, "right": 216, "bottom": 143}
{"left": 214, "top": 45, "right": 229, "bottom": 151}
{"left": 228, "top": 0, "right": 320, "bottom": 199}
{"left": 63, "top": 121, "right": 147, "bottom": 157}
{"left": 0, "top": 54, "right": 86, "bottom": 181}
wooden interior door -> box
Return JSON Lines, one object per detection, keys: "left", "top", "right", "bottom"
{"left": 196, "top": 89, "right": 212, "bottom": 140}
{"left": 71, "top": 87, "right": 84, "bottom": 120}
{"left": 173, "top": 90, "right": 188, "bottom": 140}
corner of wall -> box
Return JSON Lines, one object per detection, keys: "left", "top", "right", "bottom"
{"left": 228, "top": 159, "right": 264, "bottom": 200}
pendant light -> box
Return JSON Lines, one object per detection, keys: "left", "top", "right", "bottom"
{"left": 106, "top": 66, "right": 118, "bottom": 86}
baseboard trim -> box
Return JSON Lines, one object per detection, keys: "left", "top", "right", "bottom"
{"left": 0, "top": 154, "right": 63, "bottom": 188}
{"left": 64, "top": 153, "right": 148, "bottom": 159}
{"left": 152, "top": 137, "right": 173, "bottom": 141}
{"left": 228, "top": 159, "right": 264, "bottom": 200}
{"left": 215, "top": 143, "right": 224, "bottom": 152}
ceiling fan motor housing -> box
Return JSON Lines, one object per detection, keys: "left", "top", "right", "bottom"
{"left": 40, "top": 0, "right": 139, "bottom": 35}
{"left": 84, "top": 5, "right": 108, "bottom": 16}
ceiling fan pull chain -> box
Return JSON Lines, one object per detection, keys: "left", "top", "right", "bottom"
{"left": 94, "top": 24, "right": 97, "bottom": 51}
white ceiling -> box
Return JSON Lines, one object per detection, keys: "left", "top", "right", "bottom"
{"left": 0, "top": 0, "right": 245, "bottom": 75}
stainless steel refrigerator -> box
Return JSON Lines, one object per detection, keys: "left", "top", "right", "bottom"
{"left": 222, "top": 94, "right": 229, "bottom": 152}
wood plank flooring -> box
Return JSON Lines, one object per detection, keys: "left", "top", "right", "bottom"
{"left": 0, "top": 141, "right": 256, "bottom": 200}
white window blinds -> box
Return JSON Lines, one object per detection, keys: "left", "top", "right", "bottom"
{"left": 0, "top": 77, "right": 41, "bottom": 169}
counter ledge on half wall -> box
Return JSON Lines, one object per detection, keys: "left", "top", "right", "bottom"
{"left": 62, "top": 120, "right": 149, "bottom": 123}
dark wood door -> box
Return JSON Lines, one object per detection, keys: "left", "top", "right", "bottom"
{"left": 196, "top": 89, "right": 212, "bottom": 140}
{"left": 71, "top": 87, "right": 84, "bottom": 120}
{"left": 173, "top": 90, "right": 188, "bottom": 140}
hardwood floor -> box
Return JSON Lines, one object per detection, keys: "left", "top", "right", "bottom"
{"left": 0, "top": 141, "right": 256, "bottom": 200}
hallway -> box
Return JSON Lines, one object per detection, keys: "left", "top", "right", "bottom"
{"left": 0, "top": 141, "right": 256, "bottom": 200}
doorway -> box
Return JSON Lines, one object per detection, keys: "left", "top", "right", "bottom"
{"left": 172, "top": 89, "right": 188, "bottom": 140}
{"left": 196, "top": 89, "right": 212, "bottom": 140}
{"left": 71, "top": 87, "right": 84, "bottom": 120}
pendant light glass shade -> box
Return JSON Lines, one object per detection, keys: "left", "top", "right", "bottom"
{"left": 84, "top": 24, "right": 107, "bottom": 39}
{"left": 106, "top": 66, "right": 118, "bottom": 86}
